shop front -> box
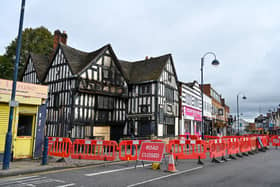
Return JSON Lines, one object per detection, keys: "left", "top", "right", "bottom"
{"left": 0, "top": 79, "right": 48, "bottom": 159}
{"left": 182, "top": 105, "right": 202, "bottom": 136}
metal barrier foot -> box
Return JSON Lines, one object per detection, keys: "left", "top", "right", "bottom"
{"left": 236, "top": 153, "right": 243, "bottom": 158}
{"left": 197, "top": 156, "right": 204, "bottom": 165}
{"left": 229, "top": 155, "right": 236, "bottom": 160}
{"left": 212, "top": 158, "right": 221, "bottom": 163}
{"left": 56, "top": 158, "right": 66, "bottom": 162}
{"left": 221, "top": 156, "right": 229, "bottom": 162}
{"left": 248, "top": 151, "right": 254, "bottom": 155}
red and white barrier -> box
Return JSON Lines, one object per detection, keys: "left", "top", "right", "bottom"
{"left": 48, "top": 137, "right": 72, "bottom": 158}
{"left": 71, "top": 139, "right": 118, "bottom": 161}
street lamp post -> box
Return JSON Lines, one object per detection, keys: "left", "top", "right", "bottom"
{"left": 201, "top": 52, "right": 220, "bottom": 139}
{"left": 236, "top": 93, "right": 246, "bottom": 135}
{"left": 2, "top": 0, "right": 26, "bottom": 170}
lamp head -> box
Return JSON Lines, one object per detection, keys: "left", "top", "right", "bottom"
{"left": 211, "top": 59, "right": 220, "bottom": 66}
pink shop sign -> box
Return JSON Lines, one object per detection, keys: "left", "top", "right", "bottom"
{"left": 183, "top": 106, "right": 202, "bottom": 121}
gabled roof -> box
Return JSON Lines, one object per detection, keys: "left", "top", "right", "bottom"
{"left": 20, "top": 53, "right": 50, "bottom": 83}
{"left": 119, "top": 54, "right": 172, "bottom": 84}
{"left": 185, "top": 80, "right": 199, "bottom": 88}
{"left": 59, "top": 43, "right": 109, "bottom": 75}
{"left": 30, "top": 53, "right": 50, "bottom": 82}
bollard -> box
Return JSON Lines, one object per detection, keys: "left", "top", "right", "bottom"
{"left": 41, "top": 136, "right": 48, "bottom": 165}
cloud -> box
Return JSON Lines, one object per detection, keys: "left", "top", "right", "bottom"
{"left": 1, "top": 0, "right": 280, "bottom": 121}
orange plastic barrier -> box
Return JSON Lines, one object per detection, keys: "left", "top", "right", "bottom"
{"left": 118, "top": 140, "right": 139, "bottom": 161}
{"left": 239, "top": 137, "right": 251, "bottom": 153}
{"left": 71, "top": 139, "right": 118, "bottom": 161}
{"left": 168, "top": 139, "right": 207, "bottom": 160}
{"left": 223, "top": 137, "right": 239, "bottom": 155}
{"left": 48, "top": 137, "right": 72, "bottom": 158}
{"left": 263, "top": 136, "right": 269, "bottom": 147}
{"left": 249, "top": 136, "right": 257, "bottom": 151}
{"left": 209, "top": 139, "right": 226, "bottom": 159}
{"left": 271, "top": 136, "right": 280, "bottom": 147}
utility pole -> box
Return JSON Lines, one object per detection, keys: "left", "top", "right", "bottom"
{"left": 2, "top": 0, "right": 26, "bottom": 170}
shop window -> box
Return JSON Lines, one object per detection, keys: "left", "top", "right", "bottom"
{"left": 163, "top": 124, "right": 175, "bottom": 136}
{"left": 17, "top": 115, "right": 33, "bottom": 136}
{"left": 167, "top": 125, "right": 175, "bottom": 136}
{"left": 138, "top": 119, "right": 151, "bottom": 137}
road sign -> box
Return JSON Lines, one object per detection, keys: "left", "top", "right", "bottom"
{"left": 138, "top": 142, "right": 165, "bottom": 162}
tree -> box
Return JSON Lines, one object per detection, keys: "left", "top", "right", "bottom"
{"left": 0, "top": 26, "right": 53, "bottom": 80}
{"left": 0, "top": 55, "right": 13, "bottom": 79}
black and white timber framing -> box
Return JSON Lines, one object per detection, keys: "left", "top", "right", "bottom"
{"left": 21, "top": 53, "right": 50, "bottom": 84}
{"left": 44, "top": 44, "right": 128, "bottom": 139}
{"left": 21, "top": 40, "right": 179, "bottom": 139}
{"left": 120, "top": 55, "right": 179, "bottom": 137}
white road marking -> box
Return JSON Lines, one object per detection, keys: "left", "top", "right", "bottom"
{"left": 0, "top": 176, "right": 47, "bottom": 186}
{"left": 31, "top": 178, "right": 65, "bottom": 184}
{"left": 85, "top": 164, "right": 152, "bottom": 176}
{"left": 17, "top": 182, "right": 36, "bottom": 187}
{"left": 0, "top": 175, "right": 38, "bottom": 184}
{"left": 0, "top": 176, "right": 68, "bottom": 186}
{"left": 127, "top": 166, "right": 203, "bottom": 187}
{"left": 56, "top": 183, "right": 76, "bottom": 187}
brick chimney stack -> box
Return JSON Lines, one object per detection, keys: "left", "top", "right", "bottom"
{"left": 53, "top": 29, "right": 67, "bottom": 50}
{"left": 61, "top": 30, "right": 68, "bottom": 45}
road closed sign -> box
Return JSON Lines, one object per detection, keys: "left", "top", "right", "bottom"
{"left": 138, "top": 142, "right": 165, "bottom": 162}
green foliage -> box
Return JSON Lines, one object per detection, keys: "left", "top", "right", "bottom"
{"left": 0, "top": 26, "right": 53, "bottom": 80}
{"left": 0, "top": 55, "right": 13, "bottom": 79}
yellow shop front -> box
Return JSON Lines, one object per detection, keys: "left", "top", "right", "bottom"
{"left": 0, "top": 79, "right": 48, "bottom": 159}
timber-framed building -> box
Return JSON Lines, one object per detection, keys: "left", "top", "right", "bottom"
{"left": 21, "top": 30, "right": 180, "bottom": 140}
{"left": 120, "top": 55, "right": 179, "bottom": 137}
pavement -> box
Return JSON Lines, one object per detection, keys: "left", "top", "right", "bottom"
{"left": 0, "top": 156, "right": 123, "bottom": 178}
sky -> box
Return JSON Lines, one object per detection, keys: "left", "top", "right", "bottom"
{"left": 1, "top": 0, "right": 280, "bottom": 122}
